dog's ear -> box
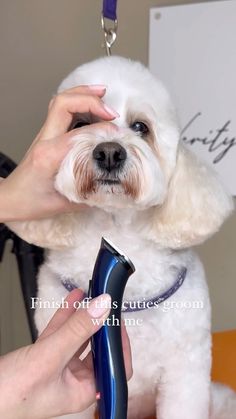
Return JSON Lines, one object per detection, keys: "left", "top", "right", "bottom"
{"left": 150, "top": 145, "right": 234, "bottom": 249}
{"left": 6, "top": 213, "right": 79, "bottom": 249}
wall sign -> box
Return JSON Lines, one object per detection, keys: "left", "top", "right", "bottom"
{"left": 149, "top": 1, "right": 236, "bottom": 195}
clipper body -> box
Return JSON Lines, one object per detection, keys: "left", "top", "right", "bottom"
{"left": 89, "top": 238, "right": 135, "bottom": 419}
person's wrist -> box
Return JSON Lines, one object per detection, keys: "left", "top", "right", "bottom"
{"left": 0, "top": 346, "right": 47, "bottom": 419}
{"left": 0, "top": 177, "right": 18, "bottom": 223}
{"left": 0, "top": 178, "right": 9, "bottom": 223}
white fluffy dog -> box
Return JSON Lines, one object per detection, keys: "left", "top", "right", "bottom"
{"left": 8, "top": 56, "right": 235, "bottom": 419}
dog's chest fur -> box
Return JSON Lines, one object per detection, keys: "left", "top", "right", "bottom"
{"left": 36, "top": 208, "right": 210, "bottom": 354}
{"left": 44, "top": 208, "right": 199, "bottom": 299}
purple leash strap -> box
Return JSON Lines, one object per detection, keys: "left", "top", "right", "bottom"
{"left": 103, "top": 0, "right": 117, "bottom": 21}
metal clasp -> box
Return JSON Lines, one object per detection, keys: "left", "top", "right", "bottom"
{"left": 101, "top": 14, "right": 118, "bottom": 56}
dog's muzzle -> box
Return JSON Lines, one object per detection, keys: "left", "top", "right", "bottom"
{"left": 69, "top": 132, "right": 140, "bottom": 200}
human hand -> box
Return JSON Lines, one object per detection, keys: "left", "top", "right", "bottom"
{"left": 0, "top": 289, "right": 132, "bottom": 419}
{"left": 0, "top": 85, "right": 119, "bottom": 222}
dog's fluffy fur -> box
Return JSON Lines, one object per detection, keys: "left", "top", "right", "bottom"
{"left": 8, "top": 57, "right": 235, "bottom": 419}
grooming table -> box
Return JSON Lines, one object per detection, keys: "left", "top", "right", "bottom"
{"left": 212, "top": 329, "right": 236, "bottom": 391}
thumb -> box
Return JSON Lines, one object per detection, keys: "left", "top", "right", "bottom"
{"left": 47, "top": 293, "right": 111, "bottom": 367}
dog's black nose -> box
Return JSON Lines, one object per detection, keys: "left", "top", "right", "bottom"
{"left": 93, "top": 142, "right": 127, "bottom": 172}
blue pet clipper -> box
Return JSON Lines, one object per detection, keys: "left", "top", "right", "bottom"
{"left": 88, "top": 237, "right": 135, "bottom": 419}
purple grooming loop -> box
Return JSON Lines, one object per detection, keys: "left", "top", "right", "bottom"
{"left": 103, "top": 0, "right": 117, "bottom": 21}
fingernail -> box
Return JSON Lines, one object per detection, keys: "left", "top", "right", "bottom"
{"left": 87, "top": 294, "right": 111, "bottom": 318}
{"left": 88, "top": 84, "right": 107, "bottom": 91}
{"left": 103, "top": 104, "right": 120, "bottom": 118}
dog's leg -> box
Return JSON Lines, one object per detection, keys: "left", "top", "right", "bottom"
{"left": 156, "top": 336, "right": 211, "bottom": 419}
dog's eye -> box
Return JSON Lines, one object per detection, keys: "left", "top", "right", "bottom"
{"left": 69, "top": 120, "right": 90, "bottom": 131}
{"left": 130, "top": 121, "right": 149, "bottom": 136}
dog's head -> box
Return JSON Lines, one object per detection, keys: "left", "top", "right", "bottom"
{"left": 8, "top": 56, "right": 234, "bottom": 249}
{"left": 56, "top": 56, "right": 179, "bottom": 211}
